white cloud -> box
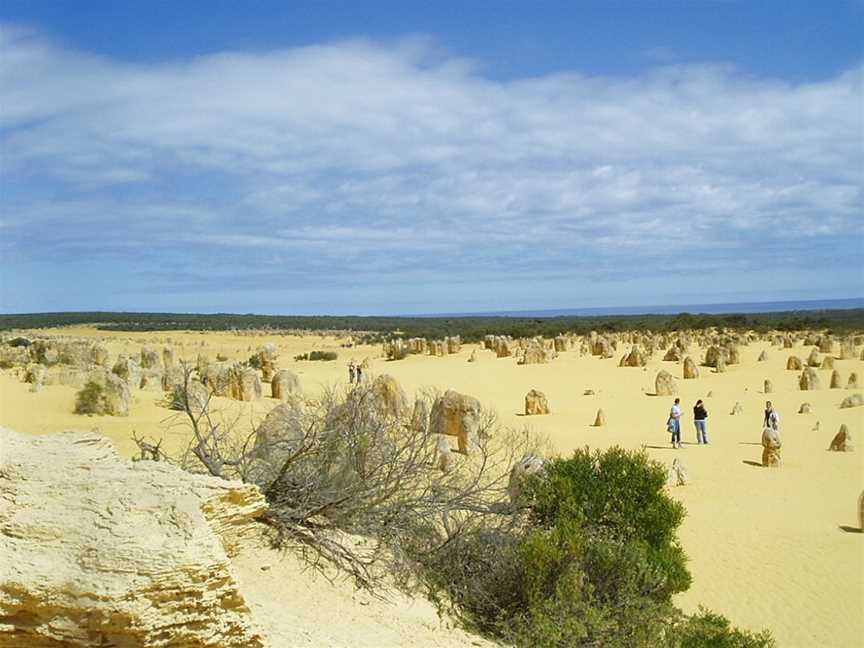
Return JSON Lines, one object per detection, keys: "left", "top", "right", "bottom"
{"left": 0, "top": 23, "right": 861, "bottom": 311}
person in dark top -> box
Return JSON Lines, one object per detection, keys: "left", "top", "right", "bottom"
{"left": 693, "top": 399, "right": 708, "bottom": 444}
{"left": 763, "top": 401, "right": 779, "bottom": 430}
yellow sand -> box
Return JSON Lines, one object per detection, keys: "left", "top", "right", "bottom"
{"left": 1, "top": 327, "right": 862, "bottom": 647}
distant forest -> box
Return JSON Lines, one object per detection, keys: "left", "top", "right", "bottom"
{"left": 1, "top": 309, "right": 863, "bottom": 341}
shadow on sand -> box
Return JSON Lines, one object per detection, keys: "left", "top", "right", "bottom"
{"left": 742, "top": 460, "right": 764, "bottom": 467}
{"left": 839, "top": 525, "right": 862, "bottom": 534}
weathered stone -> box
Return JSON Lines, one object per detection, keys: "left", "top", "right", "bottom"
{"left": 715, "top": 354, "right": 727, "bottom": 373}
{"left": 411, "top": 399, "right": 429, "bottom": 432}
{"left": 828, "top": 424, "right": 853, "bottom": 452}
{"left": 847, "top": 373, "right": 859, "bottom": 390}
{"left": 799, "top": 367, "right": 821, "bottom": 391}
{"left": 830, "top": 370, "right": 843, "bottom": 389}
{"left": 821, "top": 356, "right": 835, "bottom": 371}
{"left": 655, "top": 370, "right": 677, "bottom": 396}
{"left": 508, "top": 454, "right": 545, "bottom": 505}
{"left": 764, "top": 379, "right": 773, "bottom": 394}
{"left": 704, "top": 346, "right": 725, "bottom": 368}
{"left": 436, "top": 435, "right": 457, "bottom": 473}
{"left": 757, "top": 350, "right": 769, "bottom": 362}
{"left": 162, "top": 345, "right": 176, "bottom": 370}
{"left": 725, "top": 345, "right": 740, "bottom": 365}
{"left": 731, "top": 402, "right": 744, "bottom": 415}
{"left": 524, "top": 389, "right": 550, "bottom": 415}
{"left": 161, "top": 365, "right": 185, "bottom": 392}
{"left": 798, "top": 402, "right": 813, "bottom": 414}
{"left": 0, "top": 427, "right": 267, "bottom": 648}
{"left": 91, "top": 343, "right": 110, "bottom": 367}
{"left": 761, "top": 427, "right": 782, "bottom": 467}
{"left": 666, "top": 458, "right": 689, "bottom": 487}
{"left": 786, "top": 356, "right": 803, "bottom": 370}
{"left": 621, "top": 346, "right": 647, "bottom": 367}
{"left": 807, "top": 348, "right": 820, "bottom": 367}
{"left": 270, "top": 369, "right": 300, "bottom": 401}
{"left": 840, "top": 393, "right": 863, "bottom": 409}
{"left": 664, "top": 346, "right": 683, "bottom": 362}
{"left": 140, "top": 345, "right": 162, "bottom": 370}
{"left": 682, "top": 356, "right": 699, "bottom": 379}
{"left": 430, "top": 390, "right": 482, "bottom": 454}
{"left": 232, "top": 367, "right": 262, "bottom": 402}
{"left": 593, "top": 408, "right": 606, "bottom": 427}
{"left": 371, "top": 374, "right": 409, "bottom": 419}
{"left": 467, "top": 349, "right": 478, "bottom": 363}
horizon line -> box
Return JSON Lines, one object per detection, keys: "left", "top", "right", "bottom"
{"left": 1, "top": 297, "right": 863, "bottom": 320}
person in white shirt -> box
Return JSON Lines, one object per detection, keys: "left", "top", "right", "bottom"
{"left": 669, "top": 398, "right": 682, "bottom": 449}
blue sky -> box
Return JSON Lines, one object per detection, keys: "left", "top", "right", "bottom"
{"left": 1, "top": 1, "right": 862, "bottom": 315}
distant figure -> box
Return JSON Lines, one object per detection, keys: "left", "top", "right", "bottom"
{"left": 763, "top": 401, "right": 780, "bottom": 431}
{"left": 355, "top": 364, "right": 363, "bottom": 383}
{"left": 668, "top": 397, "right": 682, "bottom": 449}
{"left": 693, "top": 399, "right": 709, "bottom": 444}
{"left": 348, "top": 361, "right": 356, "bottom": 384}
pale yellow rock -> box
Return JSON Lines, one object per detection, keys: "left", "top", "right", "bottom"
{"left": 655, "top": 369, "right": 677, "bottom": 396}
{"left": 682, "top": 356, "right": 699, "bottom": 379}
{"left": 828, "top": 424, "right": 853, "bottom": 452}
{"left": 371, "top": 374, "right": 409, "bottom": 419}
{"left": 524, "top": 389, "right": 550, "bottom": 415}
{"left": 270, "top": 369, "right": 300, "bottom": 401}
{"left": 430, "top": 390, "right": 482, "bottom": 454}
{"left": 0, "top": 427, "right": 267, "bottom": 648}
{"left": 508, "top": 454, "right": 545, "bottom": 504}
{"left": 761, "top": 427, "right": 782, "bottom": 467}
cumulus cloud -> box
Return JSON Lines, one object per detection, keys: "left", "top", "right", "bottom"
{"left": 0, "top": 23, "right": 861, "bottom": 313}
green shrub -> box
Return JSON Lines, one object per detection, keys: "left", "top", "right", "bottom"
{"left": 7, "top": 336, "right": 31, "bottom": 347}
{"left": 671, "top": 608, "right": 775, "bottom": 647}
{"left": 418, "top": 446, "right": 771, "bottom": 647}
{"left": 74, "top": 381, "right": 105, "bottom": 415}
{"left": 0, "top": 359, "right": 13, "bottom": 369}
{"left": 294, "top": 350, "right": 338, "bottom": 361}
{"left": 247, "top": 353, "right": 263, "bottom": 369}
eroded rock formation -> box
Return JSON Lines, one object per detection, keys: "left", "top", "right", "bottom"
{"left": 0, "top": 427, "right": 267, "bottom": 648}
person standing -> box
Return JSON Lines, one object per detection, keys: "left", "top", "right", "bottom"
{"left": 693, "top": 399, "right": 709, "bottom": 444}
{"left": 669, "top": 397, "right": 682, "bottom": 449}
{"left": 355, "top": 364, "right": 363, "bottom": 383}
{"left": 764, "top": 401, "right": 779, "bottom": 431}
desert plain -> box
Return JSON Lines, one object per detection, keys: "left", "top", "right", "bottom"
{"left": 1, "top": 325, "right": 862, "bottom": 647}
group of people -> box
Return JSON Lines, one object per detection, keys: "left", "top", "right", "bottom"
{"left": 666, "top": 398, "right": 780, "bottom": 449}
{"left": 667, "top": 398, "right": 708, "bottom": 448}
{"left": 348, "top": 360, "right": 363, "bottom": 384}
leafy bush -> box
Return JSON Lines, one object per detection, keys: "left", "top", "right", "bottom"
{"left": 74, "top": 381, "right": 105, "bottom": 415}
{"left": 294, "top": 350, "right": 338, "bottom": 361}
{"left": 0, "top": 359, "right": 13, "bottom": 369}
{"left": 419, "top": 447, "right": 771, "bottom": 647}
{"left": 671, "top": 608, "right": 775, "bottom": 647}
{"left": 247, "top": 353, "right": 263, "bottom": 369}
{"left": 7, "top": 336, "right": 31, "bottom": 347}
{"left": 216, "top": 352, "right": 229, "bottom": 361}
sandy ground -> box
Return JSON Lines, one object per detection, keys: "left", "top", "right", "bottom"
{"left": 1, "top": 327, "right": 862, "bottom": 647}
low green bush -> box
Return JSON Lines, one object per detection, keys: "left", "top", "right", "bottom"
{"left": 7, "top": 336, "right": 31, "bottom": 347}
{"left": 419, "top": 446, "right": 773, "bottom": 647}
{"left": 74, "top": 381, "right": 105, "bottom": 415}
{"left": 294, "top": 350, "right": 338, "bottom": 361}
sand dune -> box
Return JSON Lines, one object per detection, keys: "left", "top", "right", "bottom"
{"left": 1, "top": 327, "right": 861, "bottom": 647}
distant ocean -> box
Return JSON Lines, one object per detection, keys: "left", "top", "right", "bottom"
{"left": 429, "top": 298, "right": 864, "bottom": 318}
